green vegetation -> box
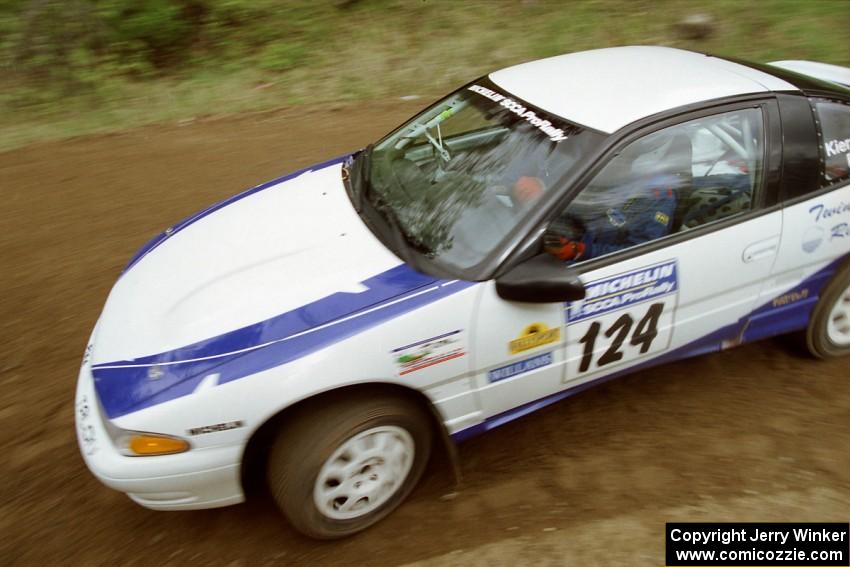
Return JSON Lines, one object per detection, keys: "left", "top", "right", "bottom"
{"left": 1, "top": 0, "right": 849, "bottom": 150}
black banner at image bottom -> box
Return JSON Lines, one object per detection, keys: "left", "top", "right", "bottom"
{"left": 666, "top": 523, "right": 849, "bottom": 566}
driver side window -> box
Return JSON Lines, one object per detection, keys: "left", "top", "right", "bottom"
{"left": 546, "top": 108, "right": 765, "bottom": 263}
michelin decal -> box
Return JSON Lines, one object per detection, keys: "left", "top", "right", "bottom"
{"left": 564, "top": 260, "right": 678, "bottom": 378}
{"left": 567, "top": 260, "right": 678, "bottom": 323}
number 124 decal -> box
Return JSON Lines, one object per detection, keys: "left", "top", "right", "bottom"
{"left": 578, "top": 302, "right": 664, "bottom": 373}
{"left": 565, "top": 298, "right": 676, "bottom": 378}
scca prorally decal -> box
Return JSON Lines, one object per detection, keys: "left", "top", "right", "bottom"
{"left": 392, "top": 329, "right": 466, "bottom": 376}
{"left": 467, "top": 84, "right": 572, "bottom": 142}
{"left": 508, "top": 323, "right": 561, "bottom": 355}
{"left": 488, "top": 352, "right": 553, "bottom": 383}
{"left": 567, "top": 260, "right": 678, "bottom": 324}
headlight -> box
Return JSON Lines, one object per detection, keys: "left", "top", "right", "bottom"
{"left": 116, "top": 432, "right": 190, "bottom": 457}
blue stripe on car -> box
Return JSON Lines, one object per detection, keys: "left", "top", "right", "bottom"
{"left": 93, "top": 264, "right": 476, "bottom": 418}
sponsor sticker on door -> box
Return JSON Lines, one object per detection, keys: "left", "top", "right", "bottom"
{"left": 392, "top": 329, "right": 466, "bottom": 376}
{"left": 567, "top": 259, "right": 678, "bottom": 323}
{"left": 508, "top": 323, "right": 561, "bottom": 355}
{"left": 564, "top": 260, "right": 678, "bottom": 380}
{"left": 488, "top": 352, "right": 553, "bottom": 383}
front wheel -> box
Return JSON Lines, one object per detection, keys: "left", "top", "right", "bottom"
{"left": 267, "top": 392, "right": 432, "bottom": 539}
{"left": 806, "top": 262, "right": 850, "bottom": 358}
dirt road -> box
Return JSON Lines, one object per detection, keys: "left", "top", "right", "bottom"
{"left": 2, "top": 102, "right": 849, "bottom": 566}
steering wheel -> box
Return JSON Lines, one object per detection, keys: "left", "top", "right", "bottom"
{"left": 541, "top": 212, "right": 587, "bottom": 261}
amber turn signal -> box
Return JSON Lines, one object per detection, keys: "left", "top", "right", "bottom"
{"left": 127, "top": 434, "right": 189, "bottom": 456}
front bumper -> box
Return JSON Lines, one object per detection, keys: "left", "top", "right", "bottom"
{"left": 75, "top": 355, "right": 245, "bottom": 510}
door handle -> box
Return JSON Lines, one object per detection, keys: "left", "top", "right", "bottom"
{"left": 742, "top": 237, "right": 779, "bottom": 263}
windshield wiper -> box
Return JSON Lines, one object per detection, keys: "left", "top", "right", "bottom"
{"left": 423, "top": 127, "right": 451, "bottom": 162}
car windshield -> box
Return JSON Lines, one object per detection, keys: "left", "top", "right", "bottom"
{"left": 359, "top": 78, "right": 602, "bottom": 274}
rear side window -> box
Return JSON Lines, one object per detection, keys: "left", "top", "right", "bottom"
{"left": 814, "top": 100, "right": 850, "bottom": 184}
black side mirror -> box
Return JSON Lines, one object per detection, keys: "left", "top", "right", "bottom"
{"left": 495, "top": 253, "right": 586, "bottom": 303}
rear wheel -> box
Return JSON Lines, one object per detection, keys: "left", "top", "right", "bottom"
{"left": 806, "top": 263, "right": 850, "bottom": 358}
{"left": 267, "top": 392, "right": 432, "bottom": 539}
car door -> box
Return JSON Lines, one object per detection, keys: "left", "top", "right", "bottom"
{"left": 474, "top": 103, "right": 781, "bottom": 417}
{"left": 472, "top": 282, "right": 567, "bottom": 418}
{"left": 745, "top": 95, "right": 850, "bottom": 342}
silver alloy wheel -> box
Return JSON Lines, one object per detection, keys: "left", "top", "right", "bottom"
{"left": 827, "top": 284, "right": 850, "bottom": 346}
{"left": 313, "top": 425, "right": 415, "bottom": 520}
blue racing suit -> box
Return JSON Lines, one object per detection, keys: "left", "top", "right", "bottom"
{"left": 576, "top": 173, "right": 681, "bottom": 260}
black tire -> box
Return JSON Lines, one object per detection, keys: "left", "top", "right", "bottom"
{"left": 806, "top": 261, "right": 850, "bottom": 359}
{"left": 267, "top": 391, "right": 432, "bottom": 539}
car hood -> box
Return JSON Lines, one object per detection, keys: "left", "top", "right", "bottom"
{"left": 90, "top": 157, "right": 442, "bottom": 419}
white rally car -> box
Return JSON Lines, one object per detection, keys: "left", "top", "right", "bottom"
{"left": 76, "top": 46, "right": 850, "bottom": 538}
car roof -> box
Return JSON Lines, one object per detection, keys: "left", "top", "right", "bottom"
{"left": 489, "top": 46, "right": 798, "bottom": 134}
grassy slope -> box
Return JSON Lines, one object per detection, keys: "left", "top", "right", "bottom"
{"left": 2, "top": 0, "right": 849, "bottom": 151}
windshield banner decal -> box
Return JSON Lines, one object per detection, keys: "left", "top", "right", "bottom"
{"left": 467, "top": 84, "right": 573, "bottom": 142}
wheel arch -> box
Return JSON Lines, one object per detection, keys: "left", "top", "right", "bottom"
{"left": 239, "top": 382, "right": 460, "bottom": 498}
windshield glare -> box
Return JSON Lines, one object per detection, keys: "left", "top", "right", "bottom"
{"left": 365, "top": 79, "right": 601, "bottom": 273}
